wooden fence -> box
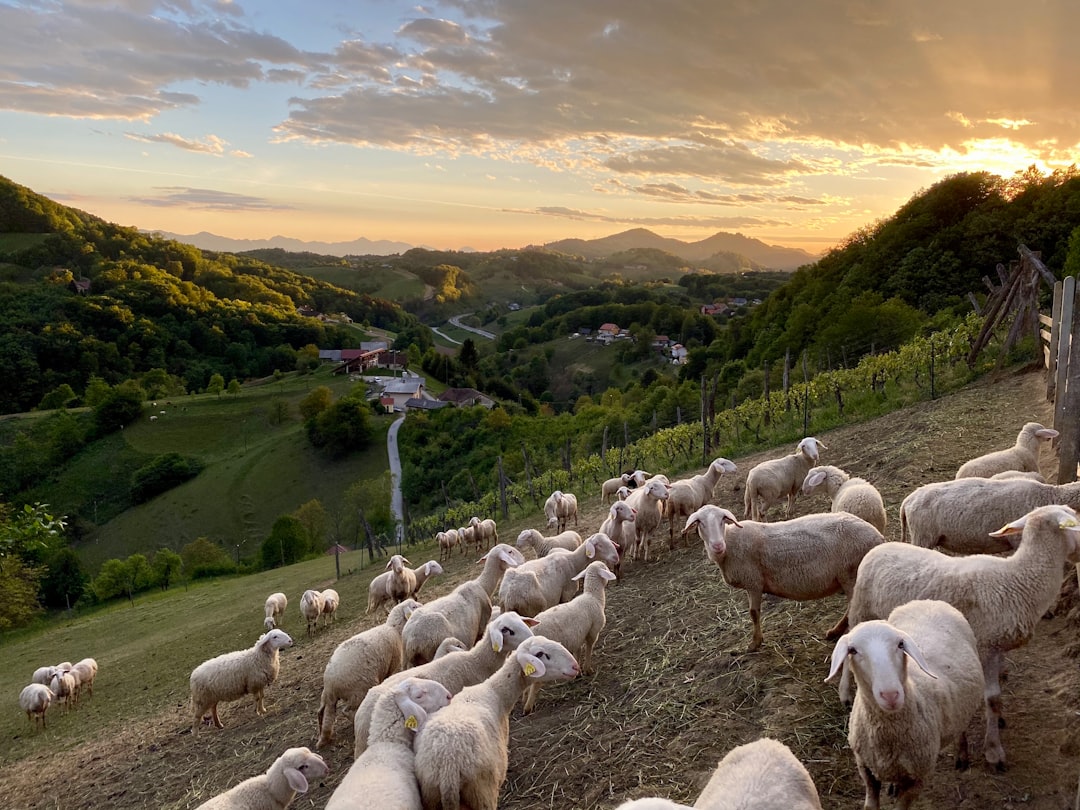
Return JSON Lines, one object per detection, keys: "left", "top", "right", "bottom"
{"left": 1039, "top": 274, "right": 1080, "bottom": 482}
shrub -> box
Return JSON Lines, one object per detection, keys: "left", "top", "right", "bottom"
{"left": 130, "top": 453, "right": 204, "bottom": 504}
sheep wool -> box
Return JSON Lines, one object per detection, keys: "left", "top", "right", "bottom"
{"left": 955, "top": 421, "right": 1058, "bottom": 479}
{"left": 664, "top": 457, "right": 737, "bottom": 546}
{"left": 190, "top": 629, "right": 294, "bottom": 732}
{"left": 622, "top": 478, "right": 671, "bottom": 562}
{"left": 801, "top": 464, "right": 887, "bottom": 533}
{"left": 514, "top": 528, "right": 583, "bottom": 558}
{"left": 19, "top": 683, "right": 52, "bottom": 730}
{"left": 498, "top": 533, "right": 620, "bottom": 618}
{"left": 743, "top": 436, "right": 825, "bottom": 522}
{"left": 300, "top": 590, "right": 324, "bottom": 637}
{"left": 264, "top": 592, "right": 287, "bottom": 632}
{"left": 193, "top": 747, "right": 328, "bottom": 810}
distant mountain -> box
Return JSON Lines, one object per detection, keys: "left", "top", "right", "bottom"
{"left": 148, "top": 230, "right": 416, "bottom": 257}
{"left": 544, "top": 228, "right": 818, "bottom": 270}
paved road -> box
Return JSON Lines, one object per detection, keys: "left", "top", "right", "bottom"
{"left": 431, "top": 326, "right": 461, "bottom": 345}
{"left": 448, "top": 313, "right": 496, "bottom": 340}
{"left": 387, "top": 413, "right": 406, "bottom": 544}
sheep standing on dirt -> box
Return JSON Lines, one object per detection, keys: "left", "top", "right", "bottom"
{"left": 19, "top": 684, "right": 52, "bottom": 730}
{"left": 623, "top": 478, "right": 671, "bottom": 562}
{"left": 801, "top": 465, "right": 887, "bottom": 533}
{"left": 743, "top": 437, "right": 825, "bottom": 522}
{"left": 469, "top": 516, "right": 498, "bottom": 550}
{"left": 264, "top": 592, "right": 287, "bottom": 632}
{"left": 514, "top": 528, "right": 582, "bottom": 558}
{"left": 327, "top": 677, "right": 452, "bottom": 810}
{"left": 498, "top": 533, "right": 621, "bottom": 617}
{"left": 684, "top": 505, "right": 885, "bottom": 652}
{"left": 413, "top": 636, "right": 581, "bottom": 810}
{"left": 665, "top": 457, "right": 737, "bottom": 546}
{"left": 193, "top": 746, "right": 329, "bottom": 809}
{"left": 601, "top": 474, "right": 631, "bottom": 504}
{"left": 436, "top": 529, "right": 461, "bottom": 562}
{"left": 955, "top": 421, "right": 1058, "bottom": 479}
{"left": 320, "top": 588, "right": 340, "bottom": 627}
{"left": 316, "top": 599, "right": 421, "bottom": 749}
{"left": 845, "top": 504, "right": 1080, "bottom": 768}
{"left": 368, "top": 560, "right": 444, "bottom": 616}
{"left": 599, "top": 500, "right": 636, "bottom": 578}
{"left": 544, "top": 490, "right": 579, "bottom": 532}
{"left": 49, "top": 669, "right": 77, "bottom": 713}
{"left": 300, "top": 590, "right": 324, "bottom": 638}
{"left": 71, "top": 657, "right": 98, "bottom": 700}
{"left": 401, "top": 544, "right": 525, "bottom": 667}
{"left": 189, "top": 629, "right": 294, "bottom": 732}
{"left": 458, "top": 524, "right": 477, "bottom": 553}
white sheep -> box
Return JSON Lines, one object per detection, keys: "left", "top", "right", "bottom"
{"left": 433, "top": 637, "right": 468, "bottom": 659}
{"left": 19, "top": 683, "right": 52, "bottom": 730}
{"left": 684, "top": 505, "right": 885, "bottom": 652}
{"left": 316, "top": 599, "right": 421, "bottom": 749}
{"left": 367, "top": 559, "right": 445, "bottom": 616}
{"left": 514, "top": 528, "right": 583, "bottom": 558}
{"left": 31, "top": 665, "right": 55, "bottom": 685}
{"left": 743, "top": 436, "right": 825, "bottom": 522}
{"left": 623, "top": 478, "right": 671, "bottom": 562}
{"left": 193, "top": 746, "right": 329, "bottom": 810}
{"left": 616, "top": 485, "right": 632, "bottom": 500}
{"left": 826, "top": 600, "right": 984, "bottom": 809}
{"left": 665, "top": 457, "right": 737, "bottom": 546}
{"left": 189, "top": 629, "right": 294, "bottom": 732}
{"left": 49, "top": 669, "right": 77, "bottom": 713}
{"left": 845, "top": 503, "right": 1080, "bottom": 768}
{"left": 401, "top": 544, "right": 525, "bottom": 667}
{"left": 990, "top": 469, "right": 1047, "bottom": 482}
{"left": 955, "top": 421, "right": 1059, "bottom": 479}
{"left": 458, "top": 524, "right": 477, "bottom": 553}
{"left": 436, "top": 528, "right": 462, "bottom": 562}
{"left": 625, "top": 469, "right": 651, "bottom": 488}
{"left": 544, "top": 490, "right": 579, "bottom": 532}
{"left": 71, "top": 657, "right": 98, "bottom": 700}
{"left": 521, "top": 560, "right": 616, "bottom": 714}
{"left": 354, "top": 610, "right": 539, "bottom": 757}
{"left": 264, "top": 592, "right": 287, "bottom": 632}
{"left": 898, "top": 476, "right": 1080, "bottom": 554}
{"left": 300, "top": 589, "right": 324, "bottom": 637}
{"left": 801, "top": 465, "right": 887, "bottom": 533}
{"left": 600, "top": 473, "right": 631, "bottom": 504}
{"left": 326, "top": 677, "right": 452, "bottom": 810}
{"left": 413, "top": 636, "right": 581, "bottom": 810}
{"left": 320, "top": 588, "right": 340, "bottom": 627}
{"left": 598, "top": 500, "right": 636, "bottom": 578}
{"left": 469, "top": 516, "right": 498, "bottom": 550}
{"left": 498, "top": 533, "right": 621, "bottom": 617}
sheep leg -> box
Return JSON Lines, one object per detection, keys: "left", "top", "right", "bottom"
{"left": 746, "top": 590, "right": 764, "bottom": 652}
{"left": 210, "top": 704, "right": 223, "bottom": 729}
{"left": 253, "top": 687, "right": 266, "bottom": 715}
{"left": 856, "top": 759, "right": 882, "bottom": 810}
{"left": 955, "top": 730, "right": 971, "bottom": 771}
{"left": 892, "top": 775, "right": 922, "bottom": 810}
{"left": 522, "top": 683, "right": 540, "bottom": 714}
{"left": 982, "top": 650, "right": 1007, "bottom": 769}
{"left": 824, "top": 611, "right": 849, "bottom": 641}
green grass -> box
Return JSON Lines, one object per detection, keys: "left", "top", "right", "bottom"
{"left": 0, "top": 233, "right": 51, "bottom": 253}
{"left": 298, "top": 263, "right": 426, "bottom": 301}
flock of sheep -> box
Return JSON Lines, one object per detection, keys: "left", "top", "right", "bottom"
{"left": 18, "top": 658, "right": 98, "bottom": 730}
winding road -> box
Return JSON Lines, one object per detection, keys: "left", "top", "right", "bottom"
{"left": 448, "top": 313, "right": 496, "bottom": 340}
{"left": 387, "top": 413, "right": 406, "bottom": 544}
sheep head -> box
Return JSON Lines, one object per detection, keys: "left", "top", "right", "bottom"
{"left": 826, "top": 621, "right": 936, "bottom": 713}
{"left": 277, "top": 747, "right": 329, "bottom": 795}
{"left": 392, "top": 677, "right": 453, "bottom": 734}
{"left": 683, "top": 505, "right": 741, "bottom": 564}
{"left": 989, "top": 504, "right": 1080, "bottom": 562}
{"left": 487, "top": 610, "right": 539, "bottom": 653}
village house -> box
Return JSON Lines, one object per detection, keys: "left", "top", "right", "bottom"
{"left": 700, "top": 302, "right": 729, "bottom": 317}
{"left": 669, "top": 343, "right": 689, "bottom": 365}
{"left": 597, "top": 323, "right": 620, "bottom": 343}
{"left": 437, "top": 387, "right": 496, "bottom": 409}
{"left": 382, "top": 377, "right": 427, "bottom": 411}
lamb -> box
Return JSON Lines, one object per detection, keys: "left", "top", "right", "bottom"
{"left": 193, "top": 746, "right": 329, "bottom": 810}
{"left": 320, "top": 588, "right": 340, "bottom": 627}
{"left": 615, "top": 485, "right": 632, "bottom": 501}
{"left": 326, "top": 677, "right": 453, "bottom": 810}
{"left": 955, "top": 421, "right": 1059, "bottom": 479}
{"left": 623, "top": 478, "right": 671, "bottom": 562}
{"left": 436, "top": 529, "right": 462, "bottom": 562}
{"left": 413, "top": 636, "right": 581, "bottom": 810}
{"left": 189, "top": 629, "right": 294, "bottom": 732}
{"left": 683, "top": 505, "right": 885, "bottom": 651}
{"left": 598, "top": 500, "right": 636, "bottom": 577}
{"left": 743, "top": 436, "right": 825, "bottom": 522}
{"left": 19, "top": 683, "right": 52, "bottom": 730}
{"left": 898, "top": 476, "right": 1080, "bottom": 554}
{"left": 544, "top": 490, "right": 579, "bottom": 532}
{"left": 665, "top": 457, "right": 738, "bottom": 546}
{"left": 354, "top": 611, "right": 539, "bottom": 757}
{"left": 49, "top": 669, "right": 77, "bottom": 713}
{"left": 457, "top": 524, "right": 477, "bottom": 553}
{"left": 368, "top": 560, "right": 445, "bottom": 616}
{"left": 71, "top": 657, "right": 98, "bottom": 700}
{"left": 801, "top": 465, "right": 887, "bottom": 533}
{"left": 264, "top": 592, "right": 288, "bottom": 631}
{"left": 316, "top": 599, "right": 421, "bottom": 749}
{"left": 31, "top": 665, "right": 56, "bottom": 685}
{"left": 514, "top": 528, "right": 583, "bottom": 558}
{"left": 433, "top": 637, "right": 468, "bottom": 659}
{"left": 469, "top": 516, "right": 498, "bottom": 550}
{"left": 300, "top": 589, "right": 324, "bottom": 637}
{"left": 401, "top": 544, "right": 525, "bottom": 667}
{"left": 521, "top": 560, "right": 616, "bottom": 714}
{"left": 498, "top": 533, "right": 621, "bottom": 617}
{"left": 826, "top": 600, "right": 984, "bottom": 810}
{"left": 601, "top": 473, "right": 631, "bottom": 504}
{"left": 845, "top": 503, "right": 1080, "bottom": 768}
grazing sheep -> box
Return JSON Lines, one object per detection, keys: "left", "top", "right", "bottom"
{"left": 827, "top": 600, "right": 983, "bottom": 810}
{"left": 413, "top": 636, "right": 581, "bottom": 810}
{"left": 845, "top": 504, "right": 1080, "bottom": 768}
{"left": 665, "top": 457, "right": 738, "bottom": 546}
{"left": 521, "top": 560, "right": 616, "bottom": 714}
{"left": 623, "top": 478, "right": 671, "bottom": 562}
{"left": 436, "top": 529, "right": 462, "bottom": 562}
{"left": 498, "top": 533, "right": 621, "bottom": 617}
{"left": 355, "top": 611, "right": 539, "bottom": 757}
{"left": 320, "top": 589, "right": 340, "bottom": 627}
{"left": 684, "top": 506, "right": 885, "bottom": 652}
{"left": 326, "top": 677, "right": 453, "bottom": 810}
{"left": 401, "top": 544, "right": 525, "bottom": 667}
{"left": 898, "top": 476, "right": 1080, "bottom": 554}
{"left": 49, "top": 669, "right": 77, "bottom": 713}
{"left": 193, "top": 747, "right": 329, "bottom": 810}
{"left": 955, "top": 421, "right": 1059, "bottom": 479}
{"left": 601, "top": 474, "right": 632, "bottom": 504}
{"left": 189, "top": 629, "right": 294, "bottom": 732}
{"left": 469, "top": 516, "right": 498, "bottom": 550}
{"left": 743, "top": 437, "right": 825, "bottom": 522}
{"left": 264, "top": 592, "right": 288, "bottom": 632}
{"left": 544, "top": 490, "right": 579, "bottom": 532}
{"left": 300, "top": 590, "right": 324, "bottom": 637}
{"left": 71, "top": 657, "right": 98, "bottom": 700}
{"left": 19, "top": 684, "right": 52, "bottom": 730}
{"left": 316, "top": 599, "right": 421, "bottom": 749}
{"left": 801, "top": 465, "right": 887, "bottom": 533}
{"left": 514, "top": 528, "right": 583, "bottom": 558}
{"left": 368, "top": 560, "right": 445, "bottom": 616}
{"left": 598, "top": 500, "right": 636, "bottom": 578}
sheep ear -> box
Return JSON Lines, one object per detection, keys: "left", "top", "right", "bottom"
{"left": 518, "top": 652, "right": 547, "bottom": 678}
{"left": 584, "top": 539, "right": 596, "bottom": 559}
{"left": 489, "top": 621, "right": 506, "bottom": 652}
{"left": 825, "top": 637, "right": 851, "bottom": 682}
{"left": 1037, "top": 428, "right": 1059, "bottom": 440}
{"left": 402, "top": 557, "right": 412, "bottom": 565}
{"left": 898, "top": 632, "right": 937, "bottom": 679}
{"left": 522, "top": 616, "right": 541, "bottom": 627}
{"left": 385, "top": 559, "right": 395, "bottom": 570}
{"left": 805, "top": 470, "right": 826, "bottom": 489}
{"left": 396, "top": 697, "right": 429, "bottom": 733}
{"left": 988, "top": 515, "right": 1026, "bottom": 537}
{"left": 283, "top": 767, "right": 310, "bottom": 794}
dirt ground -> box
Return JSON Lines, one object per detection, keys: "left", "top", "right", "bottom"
{"left": 3, "top": 367, "right": 1079, "bottom": 809}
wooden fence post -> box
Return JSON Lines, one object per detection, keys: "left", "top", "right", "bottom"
{"left": 1054, "top": 276, "right": 1076, "bottom": 438}
{"left": 1045, "top": 280, "right": 1063, "bottom": 401}
{"left": 1057, "top": 277, "right": 1080, "bottom": 484}
{"left": 497, "top": 456, "right": 509, "bottom": 520}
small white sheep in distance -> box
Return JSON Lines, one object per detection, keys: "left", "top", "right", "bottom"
{"left": 354, "top": 610, "right": 539, "bottom": 757}
{"left": 498, "top": 533, "right": 621, "bottom": 617}
{"left": 827, "top": 599, "right": 983, "bottom": 810}
{"left": 317, "top": 599, "right": 421, "bottom": 749}
{"left": 193, "top": 746, "right": 329, "bottom": 810}
{"left": 71, "top": 657, "right": 98, "bottom": 700}
{"left": 49, "top": 669, "right": 77, "bottom": 713}
{"left": 326, "top": 677, "right": 452, "bottom": 810}
{"left": 300, "top": 590, "right": 324, "bottom": 637}
{"left": 955, "top": 421, "right": 1059, "bottom": 479}
{"left": 413, "top": 636, "right": 580, "bottom": 810}
{"left": 401, "top": 543, "right": 525, "bottom": 667}
{"left": 435, "top": 528, "right": 462, "bottom": 562}
{"left": 845, "top": 503, "right": 1080, "bottom": 769}
{"left": 544, "top": 490, "right": 579, "bottom": 532}
{"left": 599, "top": 500, "right": 636, "bottom": 578}
{"left": 264, "top": 592, "right": 287, "bottom": 632}
{"left": 521, "top": 560, "right": 616, "bottom": 714}
{"left": 801, "top": 464, "right": 887, "bottom": 533}
{"left": 625, "top": 469, "right": 651, "bottom": 488}
{"left": 623, "top": 478, "right": 671, "bottom": 562}
{"left": 458, "top": 524, "right": 477, "bottom": 552}
{"left": 613, "top": 737, "right": 823, "bottom": 810}
{"left": 190, "top": 629, "right": 294, "bottom": 732}
{"left": 19, "top": 684, "right": 52, "bottom": 730}
{"left": 684, "top": 505, "right": 884, "bottom": 652}
{"left": 743, "top": 436, "right": 825, "bottom": 522}
{"left": 320, "top": 588, "right": 340, "bottom": 627}
{"left": 514, "top": 528, "right": 583, "bottom": 558}
{"left": 600, "top": 473, "right": 631, "bottom": 504}
{"left": 469, "top": 516, "right": 498, "bottom": 550}
{"left": 665, "top": 457, "right": 738, "bottom": 546}
{"left": 368, "top": 559, "right": 445, "bottom": 616}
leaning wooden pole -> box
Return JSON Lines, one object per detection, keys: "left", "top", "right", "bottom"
{"left": 1057, "top": 279, "right": 1080, "bottom": 485}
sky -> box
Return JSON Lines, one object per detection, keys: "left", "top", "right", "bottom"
{"left": 1, "top": 0, "right": 1078, "bottom": 255}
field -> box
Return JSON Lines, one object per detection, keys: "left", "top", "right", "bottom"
{"left": 2, "top": 368, "right": 1078, "bottom": 808}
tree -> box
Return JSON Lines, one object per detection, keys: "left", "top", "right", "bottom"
{"left": 37, "top": 383, "right": 77, "bottom": 410}
{"left": 227, "top": 379, "right": 242, "bottom": 396}
{"left": 83, "top": 375, "right": 112, "bottom": 408}
{"left": 296, "top": 343, "right": 320, "bottom": 373}
{"left": 293, "top": 499, "right": 327, "bottom": 552}
{"left": 459, "top": 338, "right": 479, "bottom": 370}
{"left": 306, "top": 397, "right": 375, "bottom": 457}
{"left": 299, "top": 385, "right": 333, "bottom": 421}
{"left": 0, "top": 558, "right": 42, "bottom": 629}
{"left": 261, "top": 515, "right": 309, "bottom": 569}
{"left": 206, "top": 373, "right": 225, "bottom": 397}
{"left": 91, "top": 553, "right": 153, "bottom": 605}
{"left": 93, "top": 385, "right": 144, "bottom": 435}
{"left": 344, "top": 473, "right": 394, "bottom": 558}
{"left": 0, "top": 502, "right": 66, "bottom": 570}
{"left": 180, "top": 537, "right": 235, "bottom": 579}
{"left": 39, "top": 546, "right": 87, "bottom": 610}
{"left": 151, "top": 548, "right": 183, "bottom": 590}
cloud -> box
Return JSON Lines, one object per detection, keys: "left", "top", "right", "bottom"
{"left": 130, "top": 186, "right": 294, "bottom": 211}
{"left": 124, "top": 132, "right": 234, "bottom": 155}
{"left": 528, "top": 206, "right": 785, "bottom": 230}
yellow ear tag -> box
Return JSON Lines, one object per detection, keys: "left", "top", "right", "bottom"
{"left": 1062, "top": 518, "right": 1079, "bottom": 528}
{"left": 586, "top": 545, "right": 594, "bottom": 559}
{"left": 405, "top": 715, "right": 418, "bottom": 730}
{"left": 492, "top": 640, "right": 500, "bottom": 652}
{"left": 523, "top": 662, "right": 537, "bottom": 676}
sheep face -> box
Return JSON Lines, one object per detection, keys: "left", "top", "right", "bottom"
{"left": 278, "top": 748, "right": 329, "bottom": 795}
{"left": 583, "top": 533, "right": 621, "bottom": 567}
{"left": 711, "top": 458, "right": 738, "bottom": 475}
{"left": 988, "top": 503, "right": 1080, "bottom": 561}
{"left": 387, "top": 554, "right": 408, "bottom": 573}
{"left": 260, "top": 629, "right": 294, "bottom": 651}
{"left": 423, "top": 561, "right": 444, "bottom": 576}
{"left": 487, "top": 610, "right": 539, "bottom": 653}
{"left": 797, "top": 436, "right": 825, "bottom": 462}
{"left": 515, "top": 636, "right": 581, "bottom": 683}
{"left": 683, "top": 505, "right": 741, "bottom": 564}
{"left": 827, "top": 621, "right": 936, "bottom": 713}
{"left": 392, "top": 677, "right": 453, "bottom": 733}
